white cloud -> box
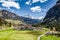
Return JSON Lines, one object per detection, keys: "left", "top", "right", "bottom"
{"left": 26, "top": 0, "right": 31, "bottom": 5}
{"left": 32, "top": 0, "right": 40, "bottom": 3}
{"left": 0, "top": 1, "right": 20, "bottom": 9}
{"left": 33, "top": 0, "right": 47, "bottom": 3}
{"left": 26, "top": 0, "right": 47, "bottom": 5}
{"left": 0, "top": 0, "right": 18, "bottom": 1}
{"left": 39, "top": 16, "right": 44, "bottom": 20}
{"left": 30, "top": 6, "right": 46, "bottom": 12}
{"left": 30, "top": 6, "right": 42, "bottom": 12}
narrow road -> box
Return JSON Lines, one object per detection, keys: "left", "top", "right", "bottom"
{"left": 37, "top": 31, "right": 60, "bottom": 40}
{"left": 37, "top": 31, "right": 49, "bottom": 40}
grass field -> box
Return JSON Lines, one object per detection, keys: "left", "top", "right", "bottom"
{"left": 0, "top": 29, "right": 46, "bottom": 40}
{"left": 0, "top": 29, "right": 60, "bottom": 40}
{"left": 41, "top": 35, "right": 60, "bottom": 40}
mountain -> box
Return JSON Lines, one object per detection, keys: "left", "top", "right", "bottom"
{"left": 0, "top": 17, "right": 8, "bottom": 26}
{"left": 0, "top": 10, "right": 24, "bottom": 25}
{"left": 42, "top": 0, "right": 60, "bottom": 31}
{"left": 20, "top": 16, "right": 41, "bottom": 24}
{"left": 0, "top": 10, "right": 22, "bottom": 20}
{"left": 0, "top": 10, "right": 41, "bottom": 24}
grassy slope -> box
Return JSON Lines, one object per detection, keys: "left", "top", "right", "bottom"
{"left": 0, "top": 29, "right": 46, "bottom": 40}
{"left": 5, "top": 19, "right": 23, "bottom": 24}
{"left": 41, "top": 35, "right": 60, "bottom": 40}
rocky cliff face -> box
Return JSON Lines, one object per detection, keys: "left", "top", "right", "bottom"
{"left": 42, "top": 0, "right": 60, "bottom": 31}
{"left": 43, "top": 0, "right": 60, "bottom": 24}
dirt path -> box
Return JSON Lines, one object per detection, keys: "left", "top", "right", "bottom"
{"left": 37, "top": 31, "right": 60, "bottom": 40}
{"left": 37, "top": 31, "right": 49, "bottom": 40}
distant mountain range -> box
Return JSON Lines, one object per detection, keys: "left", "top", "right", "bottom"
{"left": 20, "top": 16, "right": 41, "bottom": 24}
{"left": 0, "top": 10, "right": 41, "bottom": 24}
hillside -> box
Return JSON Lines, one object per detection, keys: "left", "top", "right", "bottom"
{"left": 20, "top": 17, "right": 41, "bottom": 24}
{"left": 0, "top": 17, "right": 7, "bottom": 26}
{"left": 0, "top": 10, "right": 41, "bottom": 24}
{"left": 42, "top": 0, "right": 60, "bottom": 31}
{"left": 0, "top": 10, "right": 23, "bottom": 20}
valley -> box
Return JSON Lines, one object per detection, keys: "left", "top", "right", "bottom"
{"left": 0, "top": 0, "right": 60, "bottom": 40}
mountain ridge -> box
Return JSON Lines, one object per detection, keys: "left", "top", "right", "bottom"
{"left": 0, "top": 9, "right": 41, "bottom": 24}
{"left": 42, "top": 0, "right": 60, "bottom": 31}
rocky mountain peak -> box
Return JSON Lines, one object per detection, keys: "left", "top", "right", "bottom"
{"left": 56, "top": 0, "right": 60, "bottom": 5}
{"left": 43, "top": 0, "right": 60, "bottom": 24}
{"left": 57, "top": 0, "right": 60, "bottom": 3}
{"left": 42, "top": 0, "right": 60, "bottom": 31}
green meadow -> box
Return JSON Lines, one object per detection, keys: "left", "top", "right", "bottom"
{"left": 0, "top": 29, "right": 46, "bottom": 40}
{"left": 41, "top": 35, "right": 60, "bottom": 40}
{"left": 0, "top": 29, "right": 60, "bottom": 40}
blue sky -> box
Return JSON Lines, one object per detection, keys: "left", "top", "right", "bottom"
{"left": 0, "top": 0, "right": 57, "bottom": 19}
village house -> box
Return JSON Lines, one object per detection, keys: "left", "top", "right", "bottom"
{"left": 11, "top": 24, "right": 43, "bottom": 30}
